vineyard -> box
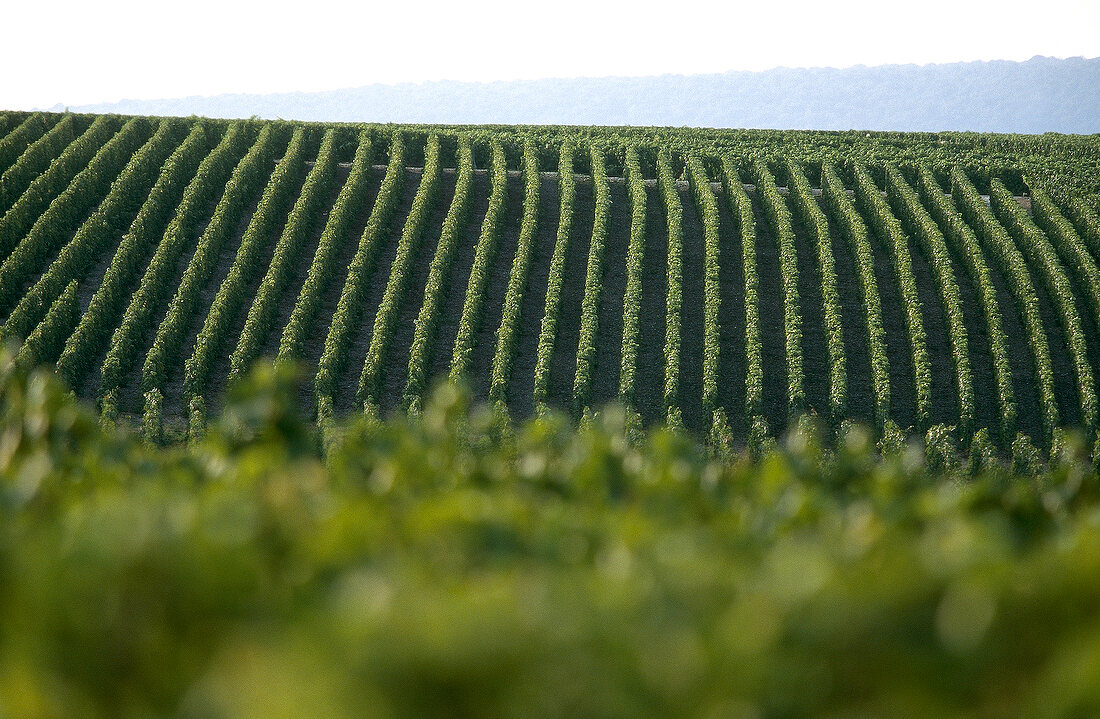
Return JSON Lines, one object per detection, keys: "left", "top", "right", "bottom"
{"left": 2, "top": 110, "right": 1100, "bottom": 456}
{"left": 6, "top": 108, "right": 1100, "bottom": 717}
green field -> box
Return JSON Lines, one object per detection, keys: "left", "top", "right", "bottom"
{"left": 4, "top": 109, "right": 1100, "bottom": 716}
{"left": 2, "top": 111, "right": 1100, "bottom": 453}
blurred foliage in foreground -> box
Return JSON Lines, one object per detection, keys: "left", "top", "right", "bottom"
{"left": 2, "top": 347, "right": 1100, "bottom": 719}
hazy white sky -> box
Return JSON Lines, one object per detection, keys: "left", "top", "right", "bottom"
{"left": 4, "top": 0, "right": 1098, "bottom": 109}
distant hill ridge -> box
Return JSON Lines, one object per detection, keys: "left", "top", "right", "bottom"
{"left": 65, "top": 56, "right": 1100, "bottom": 133}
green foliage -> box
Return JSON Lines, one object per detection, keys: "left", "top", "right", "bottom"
{"left": 917, "top": 165, "right": 1017, "bottom": 442}
{"left": 0, "top": 111, "right": 56, "bottom": 175}
{"left": 532, "top": 141, "right": 575, "bottom": 407}
{"left": 313, "top": 129, "right": 412, "bottom": 403}
{"left": 619, "top": 146, "right": 646, "bottom": 407}
{"left": 2, "top": 119, "right": 183, "bottom": 344}
{"left": 994, "top": 178, "right": 1095, "bottom": 433}
{"left": 4, "top": 348, "right": 1100, "bottom": 717}
{"left": 886, "top": 164, "right": 975, "bottom": 437}
{"left": 359, "top": 134, "right": 441, "bottom": 406}
{"left": 572, "top": 143, "right": 610, "bottom": 414}
{"left": 822, "top": 163, "right": 891, "bottom": 428}
{"left": 56, "top": 122, "right": 211, "bottom": 390}
{"left": 185, "top": 126, "right": 310, "bottom": 401}
{"left": 657, "top": 151, "right": 683, "bottom": 412}
{"left": 278, "top": 130, "right": 374, "bottom": 362}
{"left": 404, "top": 137, "right": 475, "bottom": 408}
{"left": 143, "top": 123, "right": 287, "bottom": 393}
{"left": 1013, "top": 184, "right": 1100, "bottom": 431}
{"left": 0, "top": 113, "right": 75, "bottom": 214}
{"left": 1063, "top": 195, "right": 1100, "bottom": 262}
{"left": 13, "top": 280, "right": 78, "bottom": 371}
{"left": 785, "top": 156, "right": 847, "bottom": 423}
{"left": 450, "top": 140, "right": 507, "bottom": 382}
{"left": 0, "top": 115, "right": 119, "bottom": 257}
{"left": 230, "top": 128, "right": 340, "bottom": 382}
{"left": 141, "top": 386, "right": 163, "bottom": 445}
{"left": 489, "top": 140, "right": 540, "bottom": 403}
{"left": 685, "top": 155, "right": 721, "bottom": 420}
{"left": 752, "top": 157, "right": 805, "bottom": 414}
{"left": 3, "top": 109, "right": 1100, "bottom": 457}
{"left": 854, "top": 162, "right": 932, "bottom": 429}
{"left": 0, "top": 117, "right": 149, "bottom": 314}
{"left": 99, "top": 122, "right": 250, "bottom": 397}
{"left": 720, "top": 157, "right": 763, "bottom": 424}
{"left": 954, "top": 169, "right": 1059, "bottom": 440}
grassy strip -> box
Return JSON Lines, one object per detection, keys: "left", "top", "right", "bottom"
{"left": 619, "top": 146, "right": 646, "bottom": 407}
{"left": 685, "top": 156, "right": 722, "bottom": 420}
{"left": 751, "top": 158, "right": 805, "bottom": 414}
{"left": 657, "top": 151, "right": 683, "bottom": 424}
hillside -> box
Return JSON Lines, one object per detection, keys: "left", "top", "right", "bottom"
{"left": 5, "top": 108, "right": 1100, "bottom": 717}
{"left": 63, "top": 56, "right": 1100, "bottom": 133}
{"left": 2, "top": 111, "right": 1100, "bottom": 453}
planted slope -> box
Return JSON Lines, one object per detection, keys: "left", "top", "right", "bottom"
{"left": 2, "top": 110, "right": 1097, "bottom": 454}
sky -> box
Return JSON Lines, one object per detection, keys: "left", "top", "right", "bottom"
{"left": 4, "top": 0, "right": 1099, "bottom": 110}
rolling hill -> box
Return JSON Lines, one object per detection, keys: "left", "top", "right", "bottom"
{"left": 1, "top": 110, "right": 1100, "bottom": 453}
